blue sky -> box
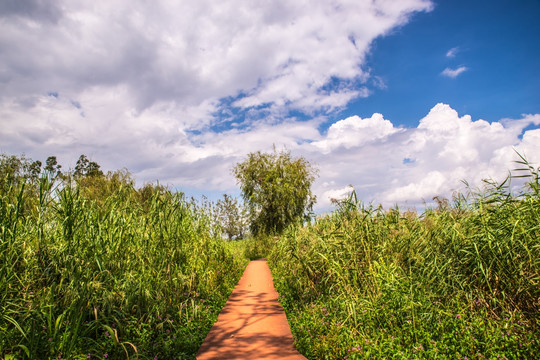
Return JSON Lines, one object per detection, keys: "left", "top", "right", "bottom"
{"left": 337, "top": 0, "right": 540, "bottom": 127}
{"left": 1, "top": 0, "right": 539, "bottom": 211}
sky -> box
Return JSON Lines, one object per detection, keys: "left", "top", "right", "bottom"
{"left": 1, "top": 0, "right": 539, "bottom": 212}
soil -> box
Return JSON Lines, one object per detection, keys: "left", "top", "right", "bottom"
{"left": 196, "top": 259, "right": 307, "bottom": 360}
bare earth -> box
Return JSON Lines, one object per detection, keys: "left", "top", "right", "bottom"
{"left": 196, "top": 259, "right": 307, "bottom": 360}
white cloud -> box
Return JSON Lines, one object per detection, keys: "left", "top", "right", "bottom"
{"left": 446, "top": 46, "right": 459, "bottom": 58}
{"left": 441, "top": 66, "right": 468, "bottom": 78}
{"left": 0, "top": 0, "right": 432, "bottom": 187}
{"left": 323, "top": 185, "right": 355, "bottom": 204}
{"left": 0, "top": 0, "right": 433, "bottom": 118}
{"left": 305, "top": 104, "right": 540, "bottom": 210}
{"left": 2, "top": 95, "right": 539, "bottom": 212}
{"left": 3, "top": 2, "right": 539, "bottom": 213}
{"left": 383, "top": 171, "right": 447, "bottom": 202}
{"left": 313, "top": 113, "right": 401, "bottom": 154}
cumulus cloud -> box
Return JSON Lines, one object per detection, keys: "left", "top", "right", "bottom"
{"left": 0, "top": 0, "right": 433, "bottom": 120}
{"left": 312, "top": 113, "right": 401, "bottom": 154}
{"left": 354, "top": 104, "right": 540, "bottom": 209}
{"left": 2, "top": 95, "right": 539, "bottom": 211}
{"left": 441, "top": 66, "right": 468, "bottom": 78}
{"left": 302, "top": 104, "right": 539, "bottom": 210}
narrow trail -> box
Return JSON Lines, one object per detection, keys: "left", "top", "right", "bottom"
{"left": 196, "top": 259, "right": 307, "bottom": 360}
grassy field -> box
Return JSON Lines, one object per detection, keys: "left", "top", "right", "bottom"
{"left": 269, "top": 169, "right": 539, "bottom": 358}
{"left": 0, "top": 172, "right": 247, "bottom": 359}
{"left": 2, "top": 154, "right": 539, "bottom": 359}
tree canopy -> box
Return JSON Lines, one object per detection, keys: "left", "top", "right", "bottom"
{"left": 233, "top": 148, "right": 317, "bottom": 236}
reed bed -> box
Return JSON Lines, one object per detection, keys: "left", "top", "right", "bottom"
{"left": 0, "top": 175, "right": 246, "bottom": 359}
{"left": 270, "top": 168, "right": 539, "bottom": 359}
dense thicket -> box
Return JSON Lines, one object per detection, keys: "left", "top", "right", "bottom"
{"left": 0, "top": 155, "right": 245, "bottom": 359}
{"left": 270, "top": 169, "right": 539, "bottom": 359}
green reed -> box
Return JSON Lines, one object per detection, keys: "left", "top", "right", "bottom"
{"left": 270, "top": 165, "right": 539, "bottom": 359}
{"left": 1, "top": 174, "right": 245, "bottom": 359}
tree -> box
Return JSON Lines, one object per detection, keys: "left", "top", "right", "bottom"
{"left": 44, "top": 156, "right": 62, "bottom": 179}
{"left": 233, "top": 148, "right": 317, "bottom": 236}
{"left": 0, "top": 153, "right": 47, "bottom": 190}
{"left": 216, "top": 194, "right": 247, "bottom": 240}
{"left": 74, "top": 154, "right": 103, "bottom": 178}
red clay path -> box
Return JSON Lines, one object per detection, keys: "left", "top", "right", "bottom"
{"left": 196, "top": 259, "right": 307, "bottom": 360}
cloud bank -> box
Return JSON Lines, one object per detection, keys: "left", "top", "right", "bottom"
{"left": 0, "top": 0, "right": 433, "bottom": 121}
{"left": 3, "top": 95, "right": 538, "bottom": 212}
{"left": 2, "top": 1, "right": 539, "bottom": 212}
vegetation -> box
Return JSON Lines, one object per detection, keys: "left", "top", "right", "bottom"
{"left": 233, "top": 147, "right": 317, "bottom": 236}
{"left": 269, "top": 160, "right": 540, "bottom": 359}
{"left": 215, "top": 194, "right": 248, "bottom": 241}
{"left": 2, "top": 150, "right": 539, "bottom": 359}
{"left": 0, "top": 154, "right": 248, "bottom": 359}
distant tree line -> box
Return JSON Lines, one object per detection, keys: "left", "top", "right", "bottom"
{"left": 0, "top": 153, "right": 249, "bottom": 241}
{"left": 1, "top": 148, "right": 318, "bottom": 241}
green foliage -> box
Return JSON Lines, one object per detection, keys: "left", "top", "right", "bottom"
{"left": 216, "top": 194, "right": 248, "bottom": 241}
{"left": 0, "top": 154, "right": 246, "bottom": 359}
{"left": 233, "top": 148, "right": 317, "bottom": 236}
{"left": 44, "top": 156, "right": 62, "bottom": 179}
{"left": 241, "top": 235, "right": 274, "bottom": 261}
{"left": 0, "top": 154, "right": 43, "bottom": 192}
{"left": 269, "top": 159, "right": 540, "bottom": 359}
{"left": 74, "top": 154, "right": 103, "bottom": 178}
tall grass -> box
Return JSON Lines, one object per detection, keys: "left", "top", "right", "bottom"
{"left": 0, "top": 174, "right": 245, "bottom": 359}
{"left": 270, "top": 165, "right": 539, "bottom": 359}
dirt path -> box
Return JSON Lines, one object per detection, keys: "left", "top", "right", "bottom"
{"left": 196, "top": 259, "right": 307, "bottom": 360}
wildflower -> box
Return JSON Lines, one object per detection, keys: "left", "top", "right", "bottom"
{"left": 104, "top": 354, "right": 108, "bottom": 358}
{"left": 87, "top": 354, "right": 91, "bottom": 359}
{"left": 456, "top": 314, "right": 461, "bottom": 319}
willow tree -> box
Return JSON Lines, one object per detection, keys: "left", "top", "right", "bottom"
{"left": 233, "top": 148, "right": 317, "bottom": 236}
